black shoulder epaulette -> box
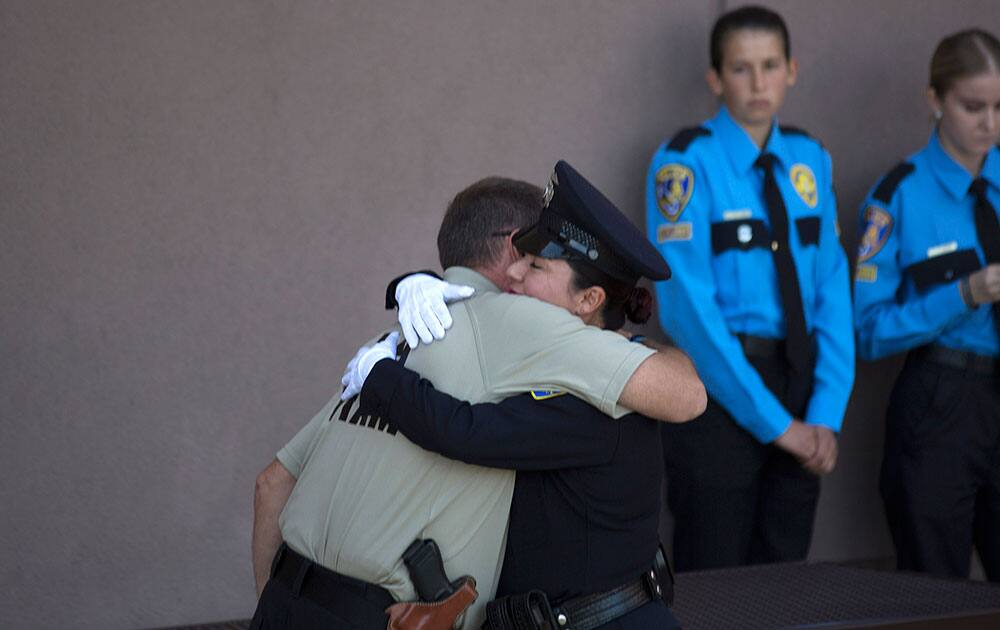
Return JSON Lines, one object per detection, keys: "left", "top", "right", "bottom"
{"left": 666, "top": 126, "right": 711, "bottom": 152}
{"left": 872, "top": 162, "right": 915, "bottom": 204}
{"left": 779, "top": 124, "right": 812, "bottom": 138}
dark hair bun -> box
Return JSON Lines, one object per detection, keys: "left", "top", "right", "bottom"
{"left": 624, "top": 287, "right": 653, "bottom": 324}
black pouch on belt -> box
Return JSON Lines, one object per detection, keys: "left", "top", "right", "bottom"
{"left": 483, "top": 590, "right": 558, "bottom": 630}
{"left": 652, "top": 544, "right": 675, "bottom": 606}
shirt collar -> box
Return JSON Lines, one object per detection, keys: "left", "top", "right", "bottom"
{"left": 763, "top": 125, "right": 793, "bottom": 172}
{"left": 443, "top": 266, "right": 500, "bottom": 294}
{"left": 980, "top": 144, "right": 1000, "bottom": 194}
{"left": 926, "top": 130, "right": 982, "bottom": 200}
{"left": 711, "top": 106, "right": 791, "bottom": 175}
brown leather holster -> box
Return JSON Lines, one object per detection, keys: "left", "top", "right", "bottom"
{"left": 385, "top": 576, "right": 478, "bottom": 630}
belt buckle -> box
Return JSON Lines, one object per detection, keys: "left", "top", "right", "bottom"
{"left": 525, "top": 590, "right": 559, "bottom": 628}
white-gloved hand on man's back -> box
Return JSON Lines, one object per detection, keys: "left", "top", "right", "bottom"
{"left": 395, "top": 273, "right": 475, "bottom": 348}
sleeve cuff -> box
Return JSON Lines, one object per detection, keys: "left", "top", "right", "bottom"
{"left": 275, "top": 448, "right": 303, "bottom": 480}
{"left": 748, "top": 404, "right": 793, "bottom": 444}
{"left": 728, "top": 388, "right": 792, "bottom": 443}
{"left": 603, "top": 344, "right": 657, "bottom": 418}
{"left": 804, "top": 390, "right": 848, "bottom": 432}
{"left": 359, "top": 359, "right": 406, "bottom": 415}
{"left": 384, "top": 270, "right": 441, "bottom": 309}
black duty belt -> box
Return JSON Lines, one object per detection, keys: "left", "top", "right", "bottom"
{"left": 911, "top": 344, "right": 997, "bottom": 376}
{"left": 735, "top": 333, "right": 817, "bottom": 417}
{"left": 553, "top": 573, "right": 659, "bottom": 630}
{"left": 484, "top": 567, "right": 665, "bottom": 630}
{"left": 269, "top": 543, "right": 395, "bottom": 613}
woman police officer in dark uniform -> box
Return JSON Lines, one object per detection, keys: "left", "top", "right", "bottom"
{"left": 350, "top": 160, "right": 685, "bottom": 629}
{"left": 853, "top": 29, "right": 1000, "bottom": 581}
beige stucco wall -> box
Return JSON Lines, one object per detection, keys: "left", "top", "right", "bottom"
{"left": 2, "top": 1, "right": 995, "bottom": 627}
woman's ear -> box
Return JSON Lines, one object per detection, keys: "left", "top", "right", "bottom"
{"left": 574, "top": 285, "right": 607, "bottom": 322}
{"left": 926, "top": 87, "right": 943, "bottom": 120}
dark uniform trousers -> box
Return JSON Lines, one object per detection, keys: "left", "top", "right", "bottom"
{"left": 594, "top": 600, "right": 679, "bottom": 629}
{"left": 250, "top": 544, "right": 393, "bottom": 629}
{"left": 661, "top": 352, "right": 820, "bottom": 571}
{"left": 881, "top": 352, "right": 1000, "bottom": 581}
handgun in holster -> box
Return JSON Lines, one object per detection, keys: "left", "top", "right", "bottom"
{"left": 384, "top": 538, "right": 478, "bottom": 630}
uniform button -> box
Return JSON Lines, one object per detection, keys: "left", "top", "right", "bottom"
{"left": 771, "top": 241, "right": 779, "bottom": 252}
{"left": 649, "top": 570, "right": 656, "bottom": 579}
{"left": 557, "top": 613, "right": 568, "bottom": 625}
{"left": 737, "top": 224, "right": 753, "bottom": 244}
{"left": 656, "top": 584, "right": 662, "bottom": 595}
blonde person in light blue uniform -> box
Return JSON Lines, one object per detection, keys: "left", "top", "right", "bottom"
{"left": 853, "top": 29, "right": 1000, "bottom": 582}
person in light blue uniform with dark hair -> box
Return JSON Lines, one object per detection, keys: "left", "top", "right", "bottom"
{"left": 853, "top": 28, "right": 1000, "bottom": 582}
{"left": 645, "top": 5, "right": 854, "bottom": 571}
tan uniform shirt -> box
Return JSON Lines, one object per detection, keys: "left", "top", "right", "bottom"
{"left": 276, "top": 267, "right": 655, "bottom": 628}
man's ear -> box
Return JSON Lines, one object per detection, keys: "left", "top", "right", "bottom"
{"left": 506, "top": 229, "right": 523, "bottom": 259}
{"left": 496, "top": 230, "right": 521, "bottom": 270}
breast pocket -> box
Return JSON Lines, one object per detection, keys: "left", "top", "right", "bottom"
{"left": 906, "top": 248, "right": 982, "bottom": 293}
{"left": 709, "top": 220, "right": 758, "bottom": 311}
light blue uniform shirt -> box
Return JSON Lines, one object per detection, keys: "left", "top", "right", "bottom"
{"left": 646, "top": 107, "right": 854, "bottom": 443}
{"left": 853, "top": 131, "right": 1000, "bottom": 360}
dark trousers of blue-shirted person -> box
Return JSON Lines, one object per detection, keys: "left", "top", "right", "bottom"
{"left": 881, "top": 351, "right": 1000, "bottom": 581}
{"left": 661, "top": 351, "right": 820, "bottom": 571}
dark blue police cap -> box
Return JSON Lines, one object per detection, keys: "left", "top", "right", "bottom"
{"left": 513, "top": 160, "right": 671, "bottom": 283}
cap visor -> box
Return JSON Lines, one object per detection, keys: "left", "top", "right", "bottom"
{"left": 511, "top": 223, "right": 557, "bottom": 257}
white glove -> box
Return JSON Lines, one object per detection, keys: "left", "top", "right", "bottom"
{"left": 395, "top": 274, "right": 475, "bottom": 348}
{"left": 340, "top": 332, "right": 400, "bottom": 400}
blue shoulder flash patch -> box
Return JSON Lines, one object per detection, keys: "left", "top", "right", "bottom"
{"left": 530, "top": 389, "right": 566, "bottom": 401}
{"left": 857, "top": 206, "right": 893, "bottom": 262}
{"left": 655, "top": 163, "right": 695, "bottom": 221}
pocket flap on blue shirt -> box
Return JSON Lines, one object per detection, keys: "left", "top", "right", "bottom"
{"left": 795, "top": 216, "right": 821, "bottom": 247}
{"left": 906, "top": 248, "right": 981, "bottom": 291}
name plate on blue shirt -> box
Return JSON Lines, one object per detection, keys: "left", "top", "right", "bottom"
{"left": 926, "top": 241, "right": 958, "bottom": 258}
{"left": 723, "top": 209, "right": 753, "bottom": 221}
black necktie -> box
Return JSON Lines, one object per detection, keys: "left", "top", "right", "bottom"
{"left": 755, "top": 153, "right": 811, "bottom": 382}
{"left": 969, "top": 177, "right": 1000, "bottom": 341}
